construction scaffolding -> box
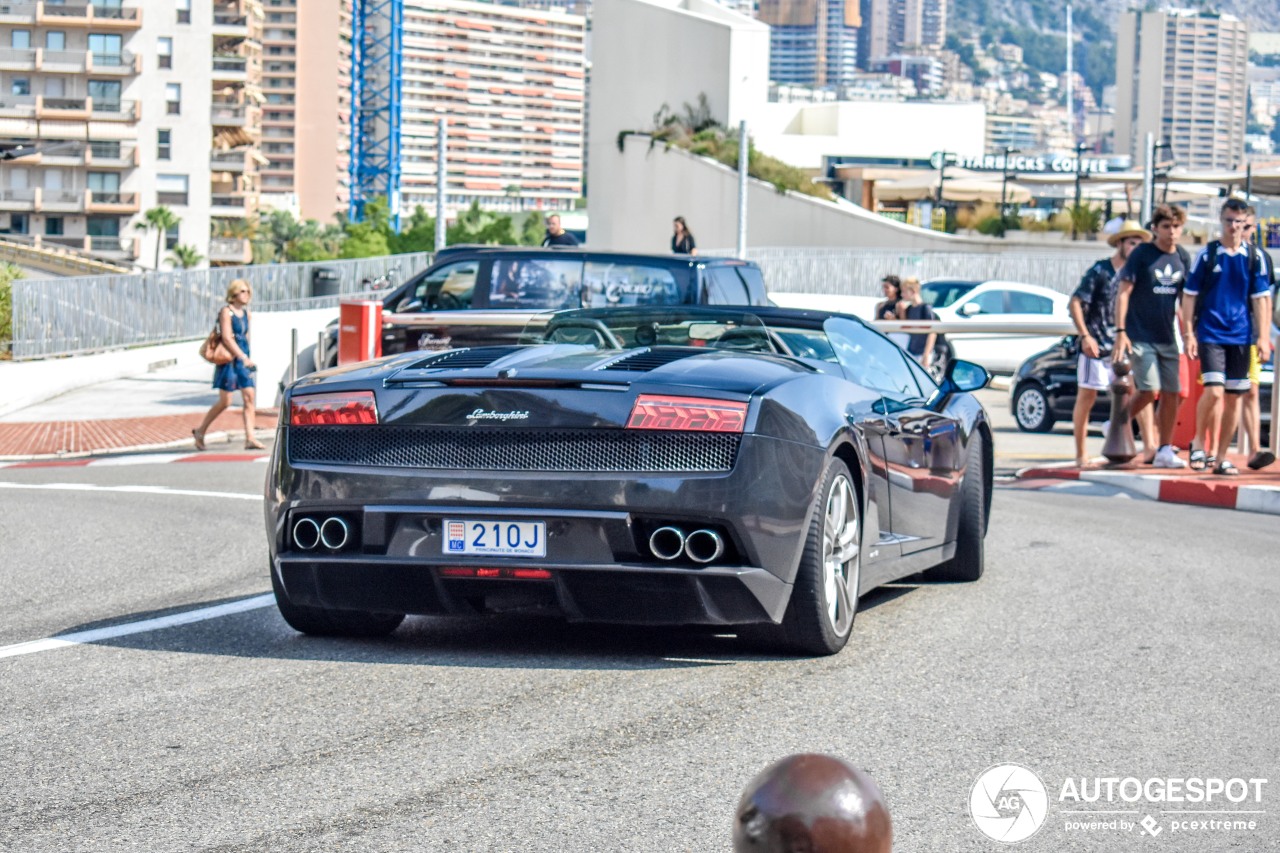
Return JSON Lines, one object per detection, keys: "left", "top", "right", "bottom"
{"left": 348, "top": 0, "right": 404, "bottom": 230}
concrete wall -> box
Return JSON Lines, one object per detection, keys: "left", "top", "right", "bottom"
{"left": 588, "top": 0, "right": 768, "bottom": 250}
{"left": 598, "top": 133, "right": 1095, "bottom": 253}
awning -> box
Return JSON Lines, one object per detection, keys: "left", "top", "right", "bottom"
{"left": 212, "top": 128, "right": 254, "bottom": 149}
{"left": 874, "top": 172, "right": 1033, "bottom": 204}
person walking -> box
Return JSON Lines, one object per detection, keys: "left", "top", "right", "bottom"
{"left": 192, "top": 279, "right": 265, "bottom": 451}
{"left": 1069, "top": 220, "right": 1149, "bottom": 467}
{"left": 875, "top": 274, "right": 909, "bottom": 349}
{"left": 541, "top": 213, "right": 578, "bottom": 247}
{"left": 1113, "top": 204, "right": 1191, "bottom": 468}
{"left": 897, "top": 277, "right": 937, "bottom": 371}
{"left": 1181, "top": 199, "right": 1274, "bottom": 475}
{"left": 671, "top": 216, "right": 698, "bottom": 255}
{"left": 1237, "top": 207, "right": 1276, "bottom": 469}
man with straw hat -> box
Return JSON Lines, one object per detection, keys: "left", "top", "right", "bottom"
{"left": 1069, "top": 219, "right": 1151, "bottom": 467}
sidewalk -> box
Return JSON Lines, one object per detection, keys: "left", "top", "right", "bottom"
{"left": 0, "top": 360, "right": 276, "bottom": 461}
{"left": 1016, "top": 455, "right": 1280, "bottom": 516}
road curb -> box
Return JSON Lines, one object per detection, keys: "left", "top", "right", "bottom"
{"left": 1016, "top": 465, "right": 1280, "bottom": 516}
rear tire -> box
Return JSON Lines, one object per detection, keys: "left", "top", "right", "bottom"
{"left": 1013, "top": 383, "right": 1055, "bottom": 433}
{"left": 271, "top": 569, "right": 405, "bottom": 637}
{"left": 753, "top": 458, "right": 862, "bottom": 656}
{"left": 927, "top": 438, "right": 987, "bottom": 583}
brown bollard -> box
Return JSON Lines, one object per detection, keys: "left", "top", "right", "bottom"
{"left": 1101, "top": 357, "right": 1137, "bottom": 464}
{"left": 734, "top": 754, "right": 892, "bottom": 853}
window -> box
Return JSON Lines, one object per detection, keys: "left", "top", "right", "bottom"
{"left": 87, "top": 216, "right": 120, "bottom": 237}
{"left": 156, "top": 173, "right": 188, "bottom": 206}
{"left": 46, "top": 31, "right": 66, "bottom": 51}
{"left": 45, "top": 217, "right": 65, "bottom": 236}
{"left": 87, "top": 171, "right": 119, "bottom": 195}
{"left": 164, "top": 222, "right": 179, "bottom": 250}
{"left": 965, "top": 290, "right": 1006, "bottom": 315}
{"left": 702, "top": 267, "right": 749, "bottom": 305}
{"left": 87, "top": 79, "right": 121, "bottom": 111}
{"left": 7, "top": 214, "right": 29, "bottom": 234}
{"left": 402, "top": 260, "right": 479, "bottom": 312}
{"left": 11, "top": 30, "right": 31, "bottom": 49}
{"left": 11, "top": 79, "right": 30, "bottom": 96}
{"left": 165, "top": 82, "right": 181, "bottom": 115}
{"left": 157, "top": 129, "right": 171, "bottom": 160}
{"left": 582, "top": 262, "right": 687, "bottom": 307}
{"left": 489, "top": 259, "right": 583, "bottom": 310}
{"left": 176, "top": 0, "right": 191, "bottom": 23}
{"left": 157, "top": 37, "right": 172, "bottom": 69}
{"left": 825, "top": 317, "right": 922, "bottom": 400}
{"left": 1008, "top": 291, "right": 1053, "bottom": 315}
{"left": 88, "top": 33, "right": 123, "bottom": 66}
{"left": 89, "top": 140, "right": 120, "bottom": 159}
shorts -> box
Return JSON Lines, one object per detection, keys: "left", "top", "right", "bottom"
{"left": 1200, "top": 342, "right": 1251, "bottom": 392}
{"left": 1076, "top": 354, "right": 1114, "bottom": 391}
{"left": 1129, "top": 340, "right": 1181, "bottom": 393}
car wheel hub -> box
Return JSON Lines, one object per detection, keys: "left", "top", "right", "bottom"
{"left": 822, "top": 473, "right": 859, "bottom": 636}
{"left": 1017, "top": 389, "right": 1046, "bottom": 426}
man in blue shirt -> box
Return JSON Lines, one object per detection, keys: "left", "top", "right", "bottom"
{"left": 1181, "top": 198, "right": 1274, "bottom": 475}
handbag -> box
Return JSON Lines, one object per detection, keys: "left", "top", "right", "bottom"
{"left": 200, "top": 317, "right": 234, "bottom": 365}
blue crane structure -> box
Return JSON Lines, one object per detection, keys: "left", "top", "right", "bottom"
{"left": 347, "top": 0, "right": 404, "bottom": 230}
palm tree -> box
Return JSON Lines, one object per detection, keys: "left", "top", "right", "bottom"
{"left": 134, "top": 206, "right": 181, "bottom": 270}
{"left": 168, "top": 244, "right": 204, "bottom": 269}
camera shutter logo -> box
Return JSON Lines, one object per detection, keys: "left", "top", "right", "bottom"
{"left": 970, "top": 764, "right": 1049, "bottom": 843}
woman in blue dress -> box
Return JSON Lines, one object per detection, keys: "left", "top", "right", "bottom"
{"left": 192, "top": 279, "right": 266, "bottom": 450}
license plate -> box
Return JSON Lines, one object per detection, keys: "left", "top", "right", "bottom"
{"left": 444, "top": 519, "right": 546, "bottom": 557}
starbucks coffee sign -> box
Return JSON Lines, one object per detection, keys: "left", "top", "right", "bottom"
{"left": 930, "top": 152, "right": 1114, "bottom": 174}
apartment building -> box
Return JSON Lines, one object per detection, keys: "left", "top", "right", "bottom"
{"left": 859, "top": 0, "right": 946, "bottom": 69}
{"left": 399, "top": 0, "right": 586, "bottom": 215}
{"left": 1115, "top": 9, "right": 1249, "bottom": 172}
{"left": 758, "top": 0, "right": 860, "bottom": 89}
{"left": 257, "top": 0, "right": 351, "bottom": 223}
{"left": 0, "top": 0, "right": 267, "bottom": 269}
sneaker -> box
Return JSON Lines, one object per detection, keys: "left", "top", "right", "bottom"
{"left": 1152, "top": 446, "right": 1188, "bottom": 469}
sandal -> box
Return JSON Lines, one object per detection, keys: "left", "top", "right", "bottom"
{"left": 1189, "top": 449, "right": 1207, "bottom": 471}
{"left": 192, "top": 428, "right": 207, "bottom": 451}
{"left": 1247, "top": 450, "right": 1276, "bottom": 470}
{"left": 1213, "top": 459, "right": 1239, "bottom": 476}
{"left": 245, "top": 437, "right": 266, "bottom": 450}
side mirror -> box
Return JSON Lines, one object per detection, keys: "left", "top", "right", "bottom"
{"left": 943, "top": 358, "right": 990, "bottom": 393}
{"left": 959, "top": 302, "right": 982, "bottom": 317}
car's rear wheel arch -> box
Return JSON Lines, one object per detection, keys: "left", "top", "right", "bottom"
{"left": 830, "top": 441, "right": 865, "bottom": 522}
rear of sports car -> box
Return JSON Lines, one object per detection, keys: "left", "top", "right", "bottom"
{"left": 266, "top": 346, "right": 833, "bottom": 630}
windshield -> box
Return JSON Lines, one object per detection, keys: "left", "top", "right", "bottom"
{"left": 921, "top": 280, "right": 979, "bottom": 309}
{"left": 520, "top": 307, "right": 776, "bottom": 352}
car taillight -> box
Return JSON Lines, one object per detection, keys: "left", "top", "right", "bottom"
{"left": 290, "top": 391, "right": 379, "bottom": 426}
{"left": 439, "top": 567, "right": 553, "bottom": 580}
{"left": 626, "top": 394, "right": 747, "bottom": 433}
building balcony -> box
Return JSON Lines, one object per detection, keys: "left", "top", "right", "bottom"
{"left": 0, "top": 46, "right": 37, "bottom": 70}
{"left": 210, "top": 149, "right": 252, "bottom": 172}
{"left": 86, "top": 141, "right": 138, "bottom": 168}
{"left": 0, "top": 3, "right": 38, "bottom": 22}
{"left": 212, "top": 55, "right": 249, "bottom": 82}
{"left": 86, "top": 190, "right": 139, "bottom": 213}
{"left": 86, "top": 50, "right": 140, "bottom": 74}
{"left": 211, "top": 193, "right": 252, "bottom": 215}
{"left": 41, "top": 189, "right": 86, "bottom": 212}
{"left": 36, "top": 2, "right": 142, "bottom": 29}
{"left": 0, "top": 188, "right": 37, "bottom": 211}
{"left": 89, "top": 98, "right": 138, "bottom": 120}
{"left": 211, "top": 102, "right": 256, "bottom": 127}
{"left": 208, "top": 236, "right": 252, "bottom": 264}
{"left": 37, "top": 95, "right": 89, "bottom": 119}
{"left": 88, "top": 234, "right": 140, "bottom": 260}
{"left": 213, "top": 12, "right": 249, "bottom": 36}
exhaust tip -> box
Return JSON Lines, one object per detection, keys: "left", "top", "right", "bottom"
{"left": 649, "top": 526, "right": 685, "bottom": 561}
{"left": 320, "top": 517, "right": 350, "bottom": 551}
{"left": 685, "top": 529, "right": 724, "bottom": 564}
{"left": 292, "top": 517, "right": 320, "bottom": 551}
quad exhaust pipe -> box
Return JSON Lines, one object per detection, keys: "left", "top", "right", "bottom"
{"left": 292, "top": 516, "right": 351, "bottom": 552}
{"left": 648, "top": 526, "right": 725, "bottom": 564}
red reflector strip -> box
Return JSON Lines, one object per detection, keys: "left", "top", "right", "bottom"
{"left": 627, "top": 395, "right": 747, "bottom": 433}
{"left": 440, "top": 567, "right": 553, "bottom": 580}
{"left": 290, "top": 391, "right": 379, "bottom": 426}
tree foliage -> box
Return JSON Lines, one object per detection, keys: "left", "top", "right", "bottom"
{"left": 168, "top": 244, "right": 204, "bottom": 268}
{"left": 0, "top": 261, "right": 18, "bottom": 358}
{"left": 134, "top": 206, "right": 181, "bottom": 271}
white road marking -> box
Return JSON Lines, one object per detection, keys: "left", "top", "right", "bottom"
{"left": 0, "top": 482, "right": 261, "bottom": 501}
{"left": 0, "top": 594, "right": 275, "bottom": 660}
{"left": 661, "top": 657, "right": 734, "bottom": 665}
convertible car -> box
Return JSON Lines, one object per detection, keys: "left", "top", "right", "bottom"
{"left": 266, "top": 307, "right": 993, "bottom": 655}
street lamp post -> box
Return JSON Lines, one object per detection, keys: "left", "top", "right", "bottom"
{"left": 1071, "top": 141, "right": 1088, "bottom": 241}
{"left": 934, "top": 150, "right": 956, "bottom": 204}
{"left": 999, "top": 146, "right": 1019, "bottom": 236}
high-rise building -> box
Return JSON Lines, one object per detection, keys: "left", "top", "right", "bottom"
{"left": 398, "top": 0, "right": 586, "bottom": 215}
{"left": 0, "top": 1, "right": 270, "bottom": 269}
{"left": 1115, "top": 9, "right": 1249, "bottom": 172}
{"left": 255, "top": 0, "right": 351, "bottom": 223}
{"left": 859, "top": 0, "right": 945, "bottom": 69}
{"left": 758, "top": 0, "right": 860, "bottom": 89}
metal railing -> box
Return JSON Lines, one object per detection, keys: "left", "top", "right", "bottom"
{"left": 731, "top": 247, "right": 1104, "bottom": 298}
{"left": 9, "top": 253, "right": 432, "bottom": 359}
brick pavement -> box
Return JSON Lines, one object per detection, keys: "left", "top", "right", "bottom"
{"left": 0, "top": 408, "right": 277, "bottom": 460}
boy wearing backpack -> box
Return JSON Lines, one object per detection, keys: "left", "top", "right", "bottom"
{"left": 1180, "top": 198, "right": 1274, "bottom": 475}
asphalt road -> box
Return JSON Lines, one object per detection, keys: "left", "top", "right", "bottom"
{"left": 1, "top": 443, "right": 1275, "bottom": 852}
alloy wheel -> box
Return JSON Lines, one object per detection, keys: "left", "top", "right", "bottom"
{"left": 822, "top": 473, "right": 860, "bottom": 636}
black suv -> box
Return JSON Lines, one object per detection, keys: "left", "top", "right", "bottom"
{"left": 304, "top": 246, "right": 769, "bottom": 371}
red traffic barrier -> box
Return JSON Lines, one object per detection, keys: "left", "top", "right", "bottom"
{"left": 338, "top": 300, "right": 383, "bottom": 366}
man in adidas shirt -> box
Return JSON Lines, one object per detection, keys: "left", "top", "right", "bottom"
{"left": 1114, "top": 204, "right": 1190, "bottom": 468}
{"left": 1180, "top": 198, "right": 1274, "bottom": 475}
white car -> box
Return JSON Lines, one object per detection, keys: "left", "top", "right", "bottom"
{"left": 921, "top": 279, "right": 1071, "bottom": 374}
